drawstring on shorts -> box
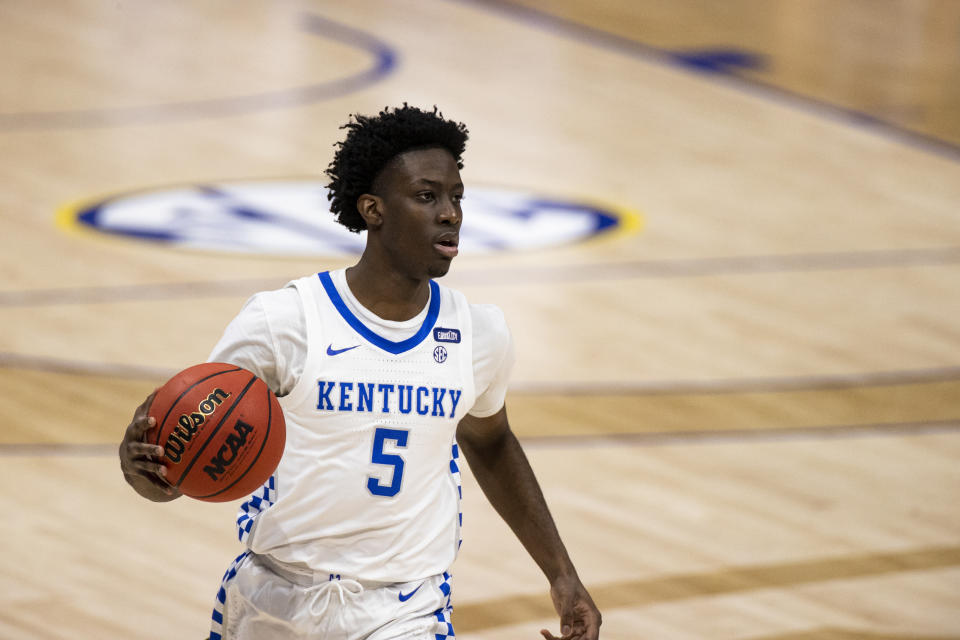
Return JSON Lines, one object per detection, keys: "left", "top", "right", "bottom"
{"left": 306, "top": 575, "right": 365, "bottom": 617}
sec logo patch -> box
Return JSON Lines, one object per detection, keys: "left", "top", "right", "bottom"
{"left": 57, "top": 180, "right": 642, "bottom": 257}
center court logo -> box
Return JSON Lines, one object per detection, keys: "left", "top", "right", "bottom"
{"left": 57, "top": 180, "right": 641, "bottom": 257}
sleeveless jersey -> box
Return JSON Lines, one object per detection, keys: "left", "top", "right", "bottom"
{"left": 240, "top": 271, "right": 476, "bottom": 583}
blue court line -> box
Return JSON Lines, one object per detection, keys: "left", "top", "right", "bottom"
{"left": 2, "top": 245, "right": 959, "bottom": 307}
{"left": 451, "top": 0, "right": 960, "bottom": 162}
{"left": 0, "top": 12, "right": 396, "bottom": 130}
{"left": 3, "top": 419, "right": 956, "bottom": 457}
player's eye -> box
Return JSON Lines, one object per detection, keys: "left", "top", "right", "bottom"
{"left": 452, "top": 193, "right": 464, "bottom": 203}
{"left": 417, "top": 191, "right": 435, "bottom": 202}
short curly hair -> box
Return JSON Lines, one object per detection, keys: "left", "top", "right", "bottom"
{"left": 324, "top": 104, "right": 469, "bottom": 232}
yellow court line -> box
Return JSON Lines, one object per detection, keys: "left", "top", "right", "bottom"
{"left": 55, "top": 197, "right": 97, "bottom": 235}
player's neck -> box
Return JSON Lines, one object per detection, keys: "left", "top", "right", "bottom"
{"left": 344, "top": 259, "right": 431, "bottom": 322}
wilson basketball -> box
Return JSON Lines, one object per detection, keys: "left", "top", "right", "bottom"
{"left": 146, "top": 362, "right": 285, "bottom": 502}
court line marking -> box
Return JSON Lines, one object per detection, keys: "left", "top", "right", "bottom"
{"left": 520, "top": 420, "right": 960, "bottom": 449}
{"left": 2, "top": 245, "right": 959, "bottom": 307}
{"left": 2, "top": 351, "right": 959, "bottom": 395}
{"left": 0, "top": 12, "right": 396, "bottom": 130}
{"left": 453, "top": 544, "right": 960, "bottom": 632}
{"left": 51, "top": 177, "right": 643, "bottom": 258}
{"left": 512, "top": 366, "right": 960, "bottom": 395}
{"left": 742, "top": 629, "right": 960, "bottom": 640}
{"left": 452, "top": 0, "right": 960, "bottom": 162}
{"left": 3, "top": 420, "right": 956, "bottom": 457}
{"left": 0, "top": 352, "right": 174, "bottom": 380}
{"left": 452, "top": 246, "right": 960, "bottom": 283}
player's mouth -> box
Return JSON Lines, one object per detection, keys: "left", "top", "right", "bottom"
{"left": 433, "top": 233, "right": 459, "bottom": 259}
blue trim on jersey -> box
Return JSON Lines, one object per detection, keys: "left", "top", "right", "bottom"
{"left": 318, "top": 271, "right": 441, "bottom": 354}
{"left": 210, "top": 550, "right": 250, "bottom": 640}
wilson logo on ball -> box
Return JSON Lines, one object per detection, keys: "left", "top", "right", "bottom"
{"left": 164, "top": 388, "right": 232, "bottom": 463}
{"left": 148, "top": 362, "right": 286, "bottom": 502}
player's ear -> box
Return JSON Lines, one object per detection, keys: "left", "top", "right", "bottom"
{"left": 357, "top": 193, "right": 383, "bottom": 229}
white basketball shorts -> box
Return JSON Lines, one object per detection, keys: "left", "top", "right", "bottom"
{"left": 209, "top": 552, "right": 455, "bottom": 640}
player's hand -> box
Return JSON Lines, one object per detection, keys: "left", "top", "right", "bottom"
{"left": 540, "top": 574, "right": 601, "bottom": 640}
{"left": 119, "top": 391, "right": 181, "bottom": 500}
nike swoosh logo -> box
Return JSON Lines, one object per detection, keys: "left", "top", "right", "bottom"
{"left": 327, "top": 344, "right": 360, "bottom": 356}
{"left": 398, "top": 583, "right": 422, "bottom": 602}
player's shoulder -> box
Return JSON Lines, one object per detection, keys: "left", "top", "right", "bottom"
{"left": 434, "top": 281, "right": 505, "bottom": 327}
{"left": 248, "top": 282, "right": 300, "bottom": 307}
{"left": 466, "top": 301, "right": 515, "bottom": 387}
{"left": 240, "top": 280, "right": 303, "bottom": 322}
{"left": 468, "top": 302, "right": 512, "bottom": 358}
{"left": 468, "top": 302, "right": 508, "bottom": 332}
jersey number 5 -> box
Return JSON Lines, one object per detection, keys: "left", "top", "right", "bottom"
{"left": 367, "top": 427, "right": 408, "bottom": 497}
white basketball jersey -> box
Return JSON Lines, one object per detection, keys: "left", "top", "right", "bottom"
{"left": 242, "top": 271, "right": 476, "bottom": 583}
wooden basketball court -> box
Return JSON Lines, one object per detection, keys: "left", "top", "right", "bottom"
{"left": 1, "top": 1, "right": 958, "bottom": 638}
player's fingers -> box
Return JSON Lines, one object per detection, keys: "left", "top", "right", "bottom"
{"left": 126, "top": 413, "right": 156, "bottom": 439}
{"left": 137, "top": 469, "right": 176, "bottom": 495}
{"left": 584, "top": 609, "right": 602, "bottom": 640}
{"left": 120, "top": 455, "right": 174, "bottom": 494}
{"left": 136, "top": 390, "right": 157, "bottom": 415}
{"left": 540, "top": 627, "right": 575, "bottom": 640}
{"left": 559, "top": 607, "right": 574, "bottom": 638}
{"left": 125, "top": 441, "right": 164, "bottom": 460}
{"left": 128, "top": 391, "right": 158, "bottom": 433}
{"left": 564, "top": 606, "right": 598, "bottom": 640}
{"left": 120, "top": 427, "right": 158, "bottom": 471}
{"left": 127, "top": 457, "right": 169, "bottom": 480}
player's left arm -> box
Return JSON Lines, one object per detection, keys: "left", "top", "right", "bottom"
{"left": 457, "top": 407, "right": 601, "bottom": 640}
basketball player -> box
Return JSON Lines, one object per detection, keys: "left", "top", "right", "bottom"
{"left": 119, "top": 105, "right": 601, "bottom": 640}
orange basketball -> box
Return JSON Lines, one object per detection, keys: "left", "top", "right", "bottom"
{"left": 146, "top": 362, "right": 285, "bottom": 502}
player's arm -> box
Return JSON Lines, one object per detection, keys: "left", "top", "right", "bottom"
{"left": 119, "top": 287, "right": 294, "bottom": 503}
{"left": 119, "top": 391, "right": 182, "bottom": 502}
{"left": 457, "top": 407, "right": 601, "bottom": 640}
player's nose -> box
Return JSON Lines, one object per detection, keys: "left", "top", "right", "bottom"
{"left": 437, "top": 197, "right": 461, "bottom": 226}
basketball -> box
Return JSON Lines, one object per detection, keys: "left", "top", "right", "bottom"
{"left": 146, "top": 362, "right": 285, "bottom": 502}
